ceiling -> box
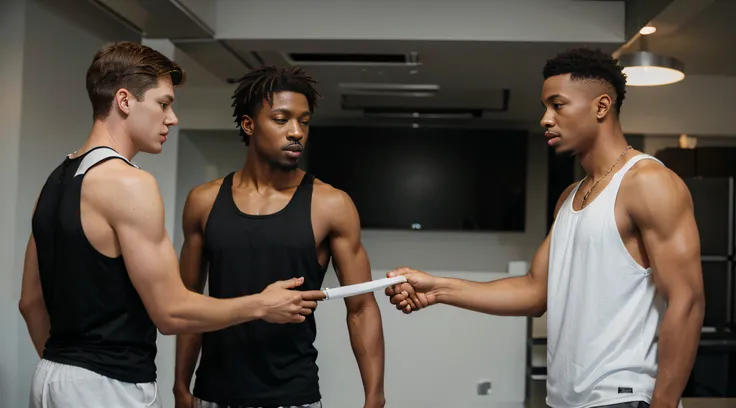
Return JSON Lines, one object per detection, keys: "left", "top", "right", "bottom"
{"left": 174, "top": 39, "right": 621, "bottom": 125}
{"left": 35, "top": 0, "right": 735, "bottom": 128}
{"left": 619, "top": 0, "right": 736, "bottom": 77}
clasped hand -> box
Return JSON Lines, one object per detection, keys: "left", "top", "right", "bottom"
{"left": 384, "top": 267, "right": 438, "bottom": 314}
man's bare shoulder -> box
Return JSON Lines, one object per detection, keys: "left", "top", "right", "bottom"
{"left": 183, "top": 178, "right": 223, "bottom": 221}
{"left": 82, "top": 159, "right": 163, "bottom": 222}
{"left": 624, "top": 159, "right": 688, "bottom": 198}
{"left": 187, "top": 178, "right": 223, "bottom": 206}
{"left": 622, "top": 159, "right": 692, "bottom": 222}
{"left": 84, "top": 159, "right": 159, "bottom": 198}
{"left": 312, "top": 177, "right": 353, "bottom": 212}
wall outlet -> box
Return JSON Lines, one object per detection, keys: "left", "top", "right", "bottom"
{"left": 477, "top": 380, "right": 492, "bottom": 395}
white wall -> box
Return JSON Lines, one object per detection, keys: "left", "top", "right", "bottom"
{"left": 9, "top": 0, "right": 116, "bottom": 405}
{"left": 171, "top": 130, "right": 548, "bottom": 407}
{"left": 0, "top": 0, "right": 28, "bottom": 406}
{"left": 315, "top": 269, "right": 527, "bottom": 408}
{"left": 621, "top": 75, "right": 736, "bottom": 136}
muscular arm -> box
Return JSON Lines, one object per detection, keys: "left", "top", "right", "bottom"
{"left": 433, "top": 234, "right": 550, "bottom": 317}
{"left": 108, "top": 170, "right": 266, "bottom": 334}
{"left": 174, "top": 187, "right": 211, "bottom": 397}
{"left": 328, "top": 189, "right": 385, "bottom": 407}
{"left": 18, "top": 233, "right": 50, "bottom": 358}
{"left": 627, "top": 167, "right": 704, "bottom": 408}
{"left": 390, "top": 182, "right": 577, "bottom": 317}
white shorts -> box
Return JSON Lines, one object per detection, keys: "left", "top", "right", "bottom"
{"left": 29, "top": 359, "right": 161, "bottom": 408}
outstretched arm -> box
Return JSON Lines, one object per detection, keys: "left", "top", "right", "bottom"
{"left": 18, "top": 232, "right": 50, "bottom": 358}
{"left": 388, "top": 234, "right": 549, "bottom": 317}
{"left": 329, "top": 189, "right": 385, "bottom": 408}
{"left": 105, "top": 168, "right": 320, "bottom": 334}
{"left": 386, "top": 182, "right": 578, "bottom": 316}
{"left": 627, "top": 167, "right": 704, "bottom": 408}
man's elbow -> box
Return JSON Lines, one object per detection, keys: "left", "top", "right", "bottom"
{"left": 156, "top": 316, "right": 184, "bottom": 335}
{"left": 346, "top": 295, "right": 380, "bottom": 320}
{"left": 18, "top": 296, "right": 42, "bottom": 319}
{"left": 669, "top": 287, "right": 705, "bottom": 322}
{"left": 531, "top": 304, "right": 547, "bottom": 318}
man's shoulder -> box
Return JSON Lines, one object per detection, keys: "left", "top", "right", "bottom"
{"left": 82, "top": 160, "right": 163, "bottom": 225}
{"left": 312, "top": 176, "right": 352, "bottom": 210}
{"left": 184, "top": 178, "right": 224, "bottom": 218}
{"left": 621, "top": 156, "right": 691, "bottom": 221}
{"left": 84, "top": 159, "right": 159, "bottom": 198}
{"left": 623, "top": 157, "right": 685, "bottom": 196}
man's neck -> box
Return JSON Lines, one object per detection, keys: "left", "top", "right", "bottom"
{"left": 238, "top": 155, "right": 301, "bottom": 192}
{"left": 76, "top": 120, "right": 138, "bottom": 161}
{"left": 578, "top": 125, "right": 632, "bottom": 181}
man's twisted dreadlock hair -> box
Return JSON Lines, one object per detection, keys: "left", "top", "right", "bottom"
{"left": 543, "top": 47, "right": 627, "bottom": 114}
{"left": 230, "top": 65, "right": 321, "bottom": 145}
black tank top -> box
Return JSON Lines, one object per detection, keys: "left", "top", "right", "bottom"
{"left": 32, "top": 146, "right": 157, "bottom": 383}
{"left": 193, "top": 171, "right": 328, "bottom": 407}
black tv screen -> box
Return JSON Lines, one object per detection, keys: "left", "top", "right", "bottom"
{"left": 305, "top": 126, "right": 528, "bottom": 232}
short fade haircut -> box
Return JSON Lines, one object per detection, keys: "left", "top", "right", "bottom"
{"left": 230, "top": 65, "right": 320, "bottom": 145}
{"left": 543, "top": 47, "right": 627, "bottom": 114}
{"left": 86, "top": 41, "right": 186, "bottom": 120}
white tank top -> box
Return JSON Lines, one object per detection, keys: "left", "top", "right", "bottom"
{"left": 545, "top": 154, "right": 681, "bottom": 408}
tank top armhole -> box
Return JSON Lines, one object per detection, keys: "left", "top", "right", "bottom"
{"left": 608, "top": 154, "right": 664, "bottom": 275}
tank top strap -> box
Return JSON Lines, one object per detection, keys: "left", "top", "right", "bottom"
{"left": 74, "top": 146, "right": 137, "bottom": 177}
{"left": 612, "top": 154, "right": 663, "bottom": 183}
{"left": 604, "top": 153, "right": 663, "bottom": 203}
{"left": 289, "top": 173, "right": 315, "bottom": 215}
{"left": 211, "top": 171, "right": 237, "bottom": 213}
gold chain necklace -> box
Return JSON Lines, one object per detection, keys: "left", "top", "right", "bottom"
{"left": 581, "top": 145, "right": 632, "bottom": 209}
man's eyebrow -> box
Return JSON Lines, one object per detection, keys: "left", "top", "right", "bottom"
{"left": 270, "top": 109, "right": 311, "bottom": 117}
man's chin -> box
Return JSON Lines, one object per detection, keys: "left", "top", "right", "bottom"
{"left": 140, "top": 144, "right": 163, "bottom": 155}
{"left": 553, "top": 143, "right": 576, "bottom": 156}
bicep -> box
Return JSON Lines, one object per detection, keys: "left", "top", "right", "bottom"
{"left": 110, "top": 177, "right": 183, "bottom": 319}
{"left": 528, "top": 233, "right": 550, "bottom": 288}
{"left": 528, "top": 183, "right": 574, "bottom": 289}
{"left": 327, "top": 191, "right": 374, "bottom": 311}
{"left": 20, "top": 233, "right": 44, "bottom": 307}
{"left": 631, "top": 172, "right": 703, "bottom": 300}
{"left": 179, "top": 192, "right": 208, "bottom": 293}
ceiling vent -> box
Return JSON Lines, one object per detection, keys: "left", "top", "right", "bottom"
{"left": 339, "top": 87, "right": 510, "bottom": 119}
{"left": 284, "top": 51, "right": 420, "bottom": 66}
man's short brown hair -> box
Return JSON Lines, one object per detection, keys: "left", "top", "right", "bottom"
{"left": 86, "top": 41, "right": 186, "bottom": 120}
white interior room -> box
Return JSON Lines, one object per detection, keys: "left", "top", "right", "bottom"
{"left": 2, "top": 0, "right": 736, "bottom": 407}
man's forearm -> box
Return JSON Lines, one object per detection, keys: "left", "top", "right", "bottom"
{"left": 435, "top": 274, "right": 546, "bottom": 317}
{"left": 162, "top": 291, "right": 265, "bottom": 334}
{"left": 20, "top": 303, "right": 50, "bottom": 358}
{"left": 174, "top": 333, "right": 202, "bottom": 395}
{"left": 347, "top": 299, "right": 385, "bottom": 405}
{"left": 651, "top": 295, "right": 704, "bottom": 408}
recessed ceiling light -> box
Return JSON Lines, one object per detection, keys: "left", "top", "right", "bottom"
{"left": 639, "top": 26, "right": 657, "bottom": 35}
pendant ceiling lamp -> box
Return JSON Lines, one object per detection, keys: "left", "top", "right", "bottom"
{"left": 618, "top": 26, "right": 685, "bottom": 86}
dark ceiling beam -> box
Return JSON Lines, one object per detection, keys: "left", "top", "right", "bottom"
{"left": 617, "top": 0, "right": 715, "bottom": 56}
{"left": 625, "top": 0, "right": 677, "bottom": 40}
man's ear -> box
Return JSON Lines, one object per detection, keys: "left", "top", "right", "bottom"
{"left": 115, "top": 89, "right": 133, "bottom": 116}
{"left": 241, "top": 115, "right": 255, "bottom": 136}
{"left": 596, "top": 94, "right": 613, "bottom": 120}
